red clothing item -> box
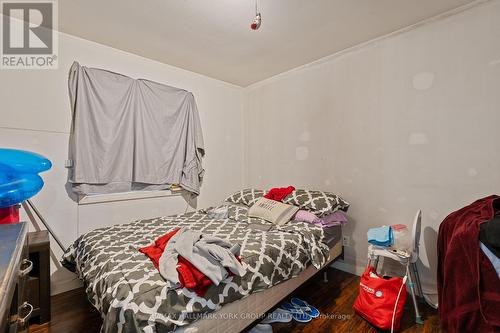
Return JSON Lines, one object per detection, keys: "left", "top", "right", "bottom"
{"left": 264, "top": 186, "right": 295, "bottom": 201}
{"left": 139, "top": 228, "right": 180, "bottom": 268}
{"left": 139, "top": 228, "right": 212, "bottom": 296}
{"left": 177, "top": 256, "right": 213, "bottom": 296}
{"left": 437, "top": 195, "right": 500, "bottom": 333}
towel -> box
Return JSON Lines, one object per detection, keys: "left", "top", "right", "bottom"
{"left": 367, "top": 226, "right": 393, "bottom": 247}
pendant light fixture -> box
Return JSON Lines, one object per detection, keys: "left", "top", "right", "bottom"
{"left": 250, "top": 0, "right": 262, "bottom": 30}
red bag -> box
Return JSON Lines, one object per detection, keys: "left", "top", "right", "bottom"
{"left": 353, "top": 266, "right": 407, "bottom": 332}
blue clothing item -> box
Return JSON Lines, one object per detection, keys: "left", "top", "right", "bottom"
{"left": 480, "top": 242, "right": 500, "bottom": 278}
{"left": 367, "top": 226, "right": 394, "bottom": 247}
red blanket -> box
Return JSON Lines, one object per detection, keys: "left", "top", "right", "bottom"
{"left": 437, "top": 195, "right": 500, "bottom": 333}
{"left": 264, "top": 186, "right": 295, "bottom": 201}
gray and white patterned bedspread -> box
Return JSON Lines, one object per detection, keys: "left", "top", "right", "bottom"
{"left": 62, "top": 205, "right": 330, "bottom": 333}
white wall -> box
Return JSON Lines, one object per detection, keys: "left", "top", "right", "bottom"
{"left": 0, "top": 24, "right": 244, "bottom": 294}
{"left": 243, "top": 1, "right": 500, "bottom": 294}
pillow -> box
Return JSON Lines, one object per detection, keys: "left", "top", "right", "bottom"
{"left": 247, "top": 197, "right": 299, "bottom": 226}
{"left": 294, "top": 210, "right": 319, "bottom": 224}
{"left": 225, "top": 189, "right": 266, "bottom": 207}
{"left": 227, "top": 204, "right": 274, "bottom": 231}
{"left": 283, "top": 189, "right": 349, "bottom": 217}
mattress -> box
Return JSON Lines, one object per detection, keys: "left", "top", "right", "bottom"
{"left": 323, "top": 225, "right": 342, "bottom": 248}
{"left": 62, "top": 204, "right": 332, "bottom": 333}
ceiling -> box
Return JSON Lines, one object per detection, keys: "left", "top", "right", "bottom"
{"left": 56, "top": 0, "right": 476, "bottom": 87}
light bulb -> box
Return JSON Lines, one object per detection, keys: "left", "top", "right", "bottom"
{"left": 251, "top": 13, "right": 261, "bottom": 30}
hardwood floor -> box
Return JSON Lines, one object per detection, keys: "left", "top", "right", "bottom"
{"left": 270, "top": 268, "right": 441, "bottom": 333}
{"left": 26, "top": 287, "right": 101, "bottom": 333}
{"left": 26, "top": 268, "right": 440, "bottom": 333}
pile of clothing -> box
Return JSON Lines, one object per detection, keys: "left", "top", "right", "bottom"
{"left": 139, "top": 228, "right": 245, "bottom": 296}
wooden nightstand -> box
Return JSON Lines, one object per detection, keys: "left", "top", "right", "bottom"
{"left": 26, "top": 230, "right": 50, "bottom": 324}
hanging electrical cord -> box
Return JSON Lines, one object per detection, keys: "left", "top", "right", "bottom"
{"left": 391, "top": 266, "right": 409, "bottom": 333}
{"left": 250, "top": 0, "right": 262, "bottom": 30}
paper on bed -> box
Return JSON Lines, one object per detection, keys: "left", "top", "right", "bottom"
{"left": 247, "top": 197, "right": 299, "bottom": 225}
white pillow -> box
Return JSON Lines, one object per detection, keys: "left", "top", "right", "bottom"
{"left": 247, "top": 197, "right": 299, "bottom": 226}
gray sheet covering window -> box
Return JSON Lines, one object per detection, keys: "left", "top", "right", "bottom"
{"left": 68, "top": 62, "right": 205, "bottom": 195}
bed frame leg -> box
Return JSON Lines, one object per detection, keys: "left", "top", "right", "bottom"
{"left": 323, "top": 271, "right": 328, "bottom": 283}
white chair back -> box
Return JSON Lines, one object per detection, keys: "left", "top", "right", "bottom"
{"left": 411, "top": 210, "right": 422, "bottom": 261}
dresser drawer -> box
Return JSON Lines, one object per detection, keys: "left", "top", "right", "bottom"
{"left": 0, "top": 223, "right": 32, "bottom": 333}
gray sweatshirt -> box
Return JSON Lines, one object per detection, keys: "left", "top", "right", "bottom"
{"left": 158, "top": 228, "right": 246, "bottom": 289}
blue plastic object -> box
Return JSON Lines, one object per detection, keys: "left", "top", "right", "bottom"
{"left": 0, "top": 149, "right": 51, "bottom": 174}
{"left": 0, "top": 149, "right": 52, "bottom": 208}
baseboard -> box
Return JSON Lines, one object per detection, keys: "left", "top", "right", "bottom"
{"left": 331, "top": 259, "right": 366, "bottom": 276}
{"left": 50, "top": 269, "right": 83, "bottom": 295}
{"left": 51, "top": 278, "right": 83, "bottom": 295}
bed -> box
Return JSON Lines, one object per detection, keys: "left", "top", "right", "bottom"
{"left": 62, "top": 203, "right": 343, "bottom": 333}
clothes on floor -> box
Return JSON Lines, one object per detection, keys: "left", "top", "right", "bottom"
{"left": 437, "top": 195, "right": 500, "bottom": 333}
{"left": 264, "top": 186, "right": 295, "bottom": 201}
{"left": 158, "top": 228, "right": 245, "bottom": 289}
{"left": 367, "top": 226, "right": 393, "bottom": 247}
